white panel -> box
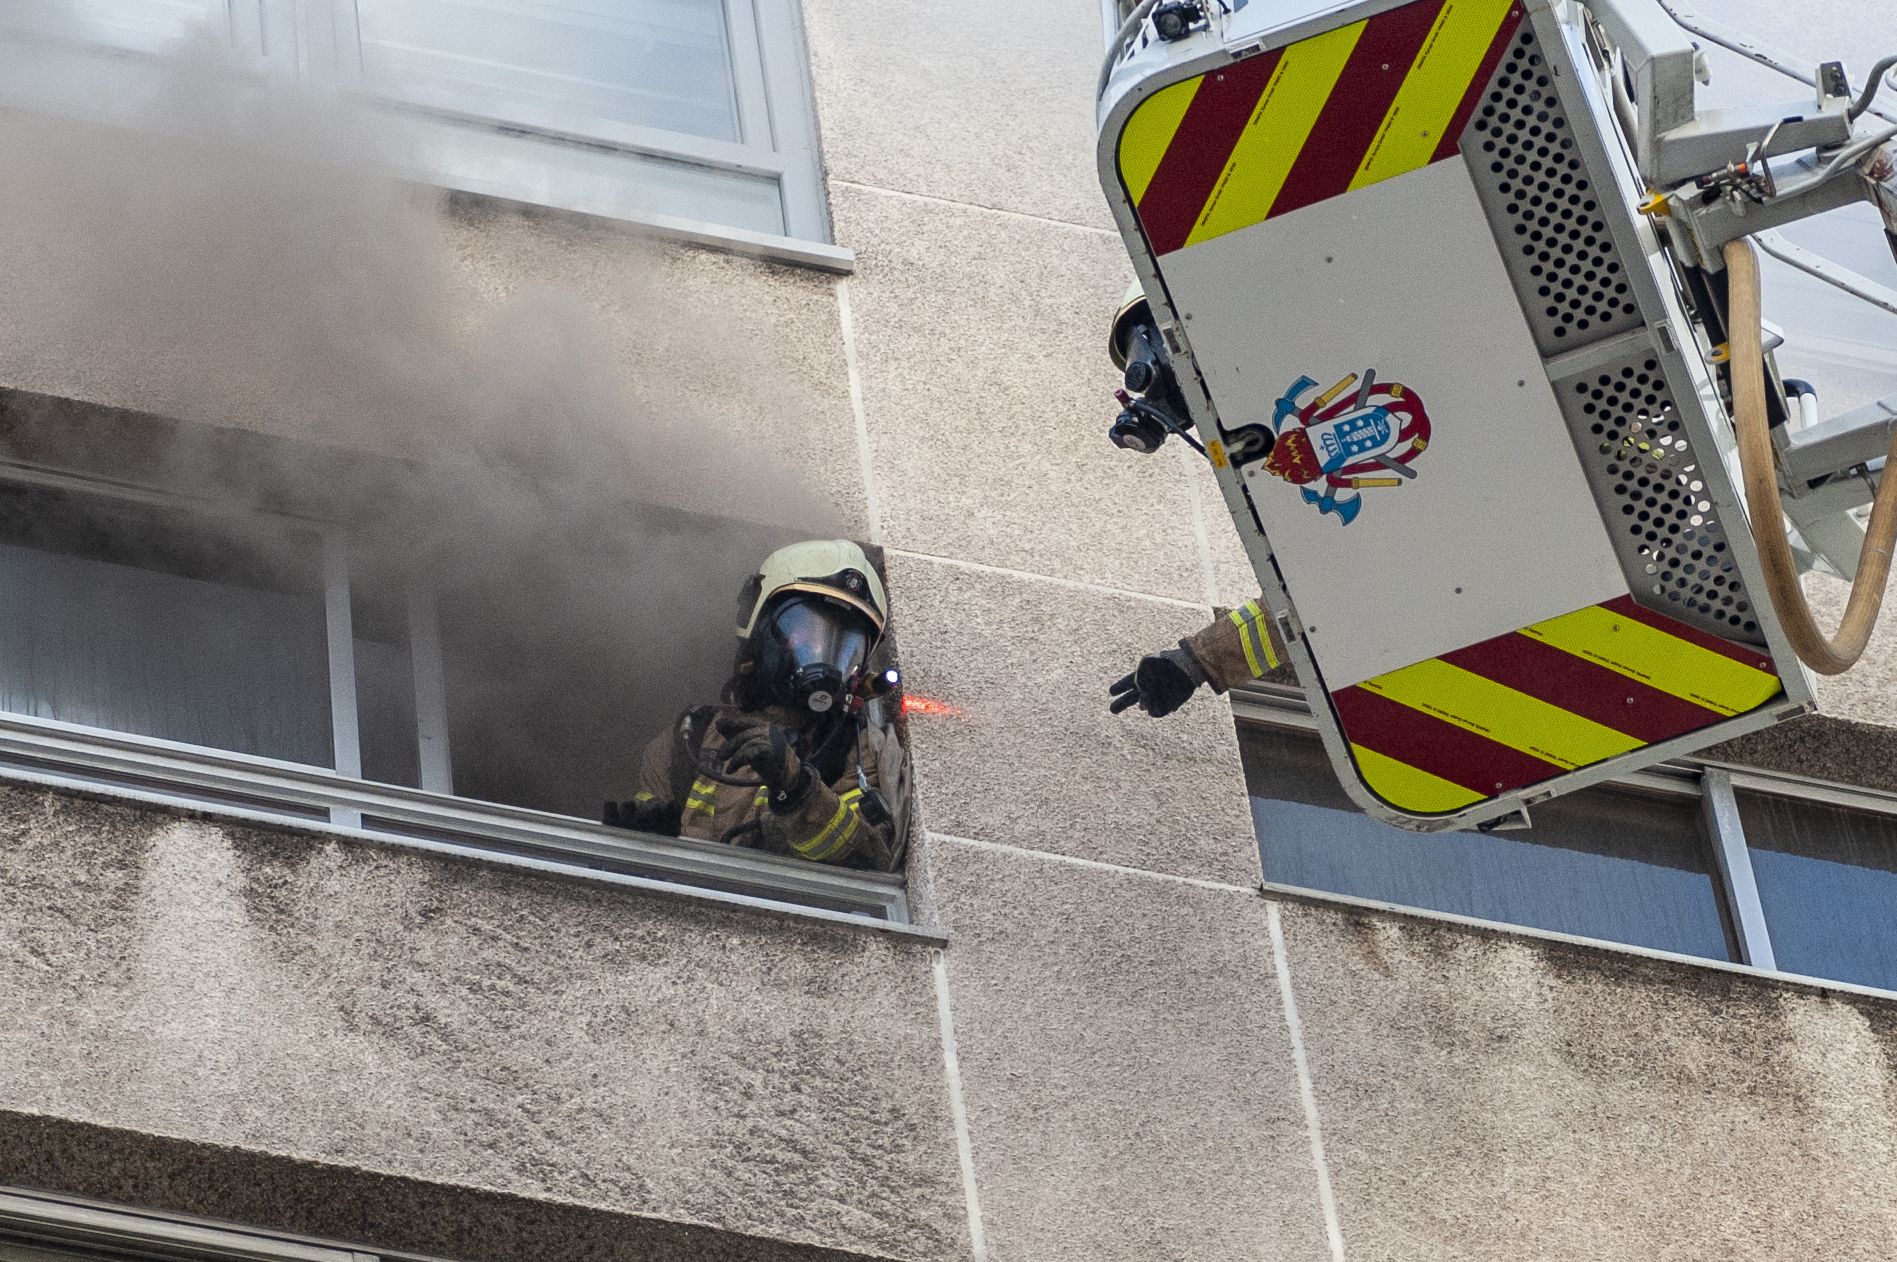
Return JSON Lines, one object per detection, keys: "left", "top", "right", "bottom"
{"left": 1160, "top": 159, "right": 1628, "bottom": 688}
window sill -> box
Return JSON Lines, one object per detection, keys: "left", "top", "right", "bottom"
{"left": 1263, "top": 879, "right": 1897, "bottom": 1013}
{"left": 0, "top": 711, "right": 927, "bottom": 939}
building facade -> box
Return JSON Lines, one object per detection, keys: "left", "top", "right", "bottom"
{"left": 3, "top": 1, "right": 1897, "bottom": 1260}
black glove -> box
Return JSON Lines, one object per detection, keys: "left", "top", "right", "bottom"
{"left": 602, "top": 798, "right": 682, "bottom": 835}
{"left": 718, "top": 714, "right": 814, "bottom": 808}
{"left": 1109, "top": 645, "right": 1208, "bottom": 718}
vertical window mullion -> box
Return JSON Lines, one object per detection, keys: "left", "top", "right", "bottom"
{"left": 322, "top": 531, "right": 364, "bottom": 829}
{"left": 743, "top": 0, "right": 832, "bottom": 241}
{"left": 1702, "top": 767, "right": 1778, "bottom": 971}
{"left": 722, "top": 0, "right": 775, "bottom": 152}
{"left": 406, "top": 584, "right": 454, "bottom": 795}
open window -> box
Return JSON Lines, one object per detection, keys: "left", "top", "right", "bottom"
{"left": 0, "top": 397, "right": 912, "bottom": 924}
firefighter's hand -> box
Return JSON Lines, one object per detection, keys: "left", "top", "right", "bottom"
{"left": 718, "top": 715, "right": 813, "bottom": 807}
{"left": 603, "top": 797, "right": 682, "bottom": 835}
{"left": 1109, "top": 646, "right": 1208, "bottom": 718}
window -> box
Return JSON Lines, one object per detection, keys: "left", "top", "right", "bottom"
{"left": 0, "top": 463, "right": 909, "bottom": 924}
{"left": 1737, "top": 790, "right": 1897, "bottom": 992}
{"left": 0, "top": 1186, "right": 376, "bottom": 1261}
{"left": 1243, "top": 724, "right": 1735, "bottom": 961}
{"left": 1237, "top": 689, "right": 1897, "bottom": 993}
{"left": 0, "top": 0, "right": 843, "bottom": 266}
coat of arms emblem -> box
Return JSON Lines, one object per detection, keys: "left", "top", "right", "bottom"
{"left": 1264, "top": 371, "right": 1432, "bottom": 525}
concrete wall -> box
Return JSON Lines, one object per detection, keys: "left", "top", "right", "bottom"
{"left": 2, "top": 0, "right": 1897, "bottom": 1260}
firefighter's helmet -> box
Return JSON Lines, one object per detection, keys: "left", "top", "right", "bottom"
{"left": 736, "top": 539, "right": 888, "bottom": 640}
{"left": 1108, "top": 279, "right": 1152, "bottom": 371}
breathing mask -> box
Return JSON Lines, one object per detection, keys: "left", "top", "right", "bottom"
{"left": 752, "top": 594, "right": 876, "bottom": 715}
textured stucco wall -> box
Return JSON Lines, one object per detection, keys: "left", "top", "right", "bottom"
{"left": 0, "top": 785, "right": 968, "bottom": 1262}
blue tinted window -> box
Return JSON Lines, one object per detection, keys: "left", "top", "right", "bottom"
{"left": 1243, "top": 725, "right": 1734, "bottom": 961}
{"left": 1738, "top": 791, "right": 1897, "bottom": 991}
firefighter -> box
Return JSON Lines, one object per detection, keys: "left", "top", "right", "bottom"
{"left": 1105, "top": 285, "right": 1289, "bottom": 717}
{"left": 605, "top": 540, "right": 904, "bottom": 871}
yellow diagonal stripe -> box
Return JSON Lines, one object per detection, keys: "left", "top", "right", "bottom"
{"left": 1522, "top": 605, "right": 1782, "bottom": 718}
{"left": 1119, "top": 77, "right": 1202, "bottom": 205}
{"left": 1362, "top": 658, "right": 1644, "bottom": 771}
{"left": 1350, "top": 0, "right": 1515, "bottom": 190}
{"left": 1187, "top": 20, "right": 1366, "bottom": 247}
{"left": 1352, "top": 745, "right": 1485, "bottom": 814}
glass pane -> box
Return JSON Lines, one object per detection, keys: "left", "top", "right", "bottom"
{"left": 1244, "top": 725, "right": 1734, "bottom": 960}
{"left": 1738, "top": 790, "right": 1897, "bottom": 991}
{"left": 0, "top": 483, "right": 332, "bottom": 767}
{"left": 0, "top": 0, "right": 230, "bottom": 54}
{"left": 354, "top": 0, "right": 741, "bottom": 142}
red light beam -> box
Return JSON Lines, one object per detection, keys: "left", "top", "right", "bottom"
{"left": 901, "top": 693, "right": 966, "bottom": 719}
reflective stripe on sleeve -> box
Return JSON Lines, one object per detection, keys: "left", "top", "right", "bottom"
{"left": 1227, "top": 600, "right": 1280, "bottom": 677}
{"left": 794, "top": 788, "right": 864, "bottom": 863}
{"left": 685, "top": 777, "right": 718, "bottom": 817}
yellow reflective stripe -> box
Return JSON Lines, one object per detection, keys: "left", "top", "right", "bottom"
{"left": 1229, "top": 607, "right": 1265, "bottom": 678}
{"left": 1187, "top": 20, "right": 1366, "bottom": 246}
{"left": 795, "top": 791, "right": 863, "bottom": 863}
{"left": 1119, "top": 77, "right": 1202, "bottom": 205}
{"left": 1352, "top": 744, "right": 1484, "bottom": 814}
{"left": 632, "top": 791, "right": 656, "bottom": 803}
{"left": 685, "top": 777, "right": 717, "bottom": 816}
{"left": 1351, "top": 0, "right": 1517, "bottom": 190}
{"left": 754, "top": 787, "right": 770, "bottom": 808}
{"left": 1362, "top": 658, "right": 1645, "bottom": 771}
{"left": 1521, "top": 605, "right": 1781, "bottom": 718}
{"left": 1228, "top": 601, "right": 1279, "bottom": 676}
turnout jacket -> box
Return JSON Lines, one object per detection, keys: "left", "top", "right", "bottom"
{"left": 630, "top": 704, "right": 901, "bottom": 871}
{"left": 1181, "top": 597, "right": 1288, "bottom": 693}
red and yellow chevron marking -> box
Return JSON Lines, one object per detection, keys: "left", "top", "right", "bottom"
{"left": 1334, "top": 595, "right": 1782, "bottom": 816}
{"left": 1118, "top": 0, "right": 1523, "bottom": 256}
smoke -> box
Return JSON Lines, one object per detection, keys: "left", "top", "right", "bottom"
{"left": 0, "top": 25, "right": 846, "bottom": 816}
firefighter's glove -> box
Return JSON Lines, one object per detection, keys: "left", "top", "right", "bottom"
{"left": 718, "top": 715, "right": 814, "bottom": 809}
{"left": 1109, "top": 645, "right": 1208, "bottom": 718}
{"left": 603, "top": 797, "right": 682, "bottom": 836}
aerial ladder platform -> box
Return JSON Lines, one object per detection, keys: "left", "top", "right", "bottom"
{"left": 1099, "top": 0, "right": 1897, "bottom": 830}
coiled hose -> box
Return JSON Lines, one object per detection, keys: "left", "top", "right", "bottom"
{"left": 1726, "top": 237, "right": 1897, "bottom": 674}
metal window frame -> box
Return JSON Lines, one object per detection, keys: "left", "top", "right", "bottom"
{"left": 0, "top": 1188, "right": 375, "bottom": 1262}
{"left": 286, "top": 0, "right": 845, "bottom": 263}
{"left": 0, "top": 1, "right": 852, "bottom": 272}
{"left": 1231, "top": 685, "right": 1897, "bottom": 994}
{"left": 0, "top": 463, "right": 913, "bottom": 928}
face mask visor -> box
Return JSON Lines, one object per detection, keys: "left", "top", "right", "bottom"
{"left": 762, "top": 596, "right": 876, "bottom": 713}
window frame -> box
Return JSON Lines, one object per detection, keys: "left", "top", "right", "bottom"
{"left": 0, "top": 1187, "right": 375, "bottom": 1262}
{"left": 1233, "top": 683, "right": 1897, "bottom": 998}
{"left": 0, "top": 460, "right": 913, "bottom": 929}
{"left": 0, "top": 0, "right": 851, "bottom": 272}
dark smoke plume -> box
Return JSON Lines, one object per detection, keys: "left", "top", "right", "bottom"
{"left": 0, "top": 25, "right": 844, "bottom": 815}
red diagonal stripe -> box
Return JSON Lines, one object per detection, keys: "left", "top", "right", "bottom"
{"left": 1440, "top": 631, "right": 1727, "bottom": 746}
{"left": 1602, "top": 595, "right": 1776, "bottom": 673}
{"left": 1431, "top": 5, "right": 1526, "bottom": 162}
{"left": 1134, "top": 48, "right": 1284, "bottom": 255}
{"left": 1333, "top": 685, "right": 1564, "bottom": 799}
{"left": 1269, "top": 0, "right": 1447, "bottom": 220}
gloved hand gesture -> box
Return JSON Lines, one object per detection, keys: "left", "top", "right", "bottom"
{"left": 602, "top": 797, "right": 682, "bottom": 835}
{"left": 1109, "top": 646, "right": 1208, "bottom": 718}
{"left": 718, "top": 714, "right": 814, "bottom": 806}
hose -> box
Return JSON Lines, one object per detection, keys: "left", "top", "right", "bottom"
{"left": 1726, "top": 237, "right": 1897, "bottom": 674}
{"left": 1850, "top": 55, "right": 1897, "bottom": 122}
{"left": 1097, "top": 0, "right": 1160, "bottom": 101}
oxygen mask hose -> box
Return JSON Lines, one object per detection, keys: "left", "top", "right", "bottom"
{"left": 1727, "top": 237, "right": 1897, "bottom": 674}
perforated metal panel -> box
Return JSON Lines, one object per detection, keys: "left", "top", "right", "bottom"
{"left": 1554, "top": 355, "right": 1762, "bottom": 641}
{"left": 1464, "top": 23, "right": 1643, "bottom": 353}
{"left": 1463, "top": 21, "right": 1766, "bottom": 647}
